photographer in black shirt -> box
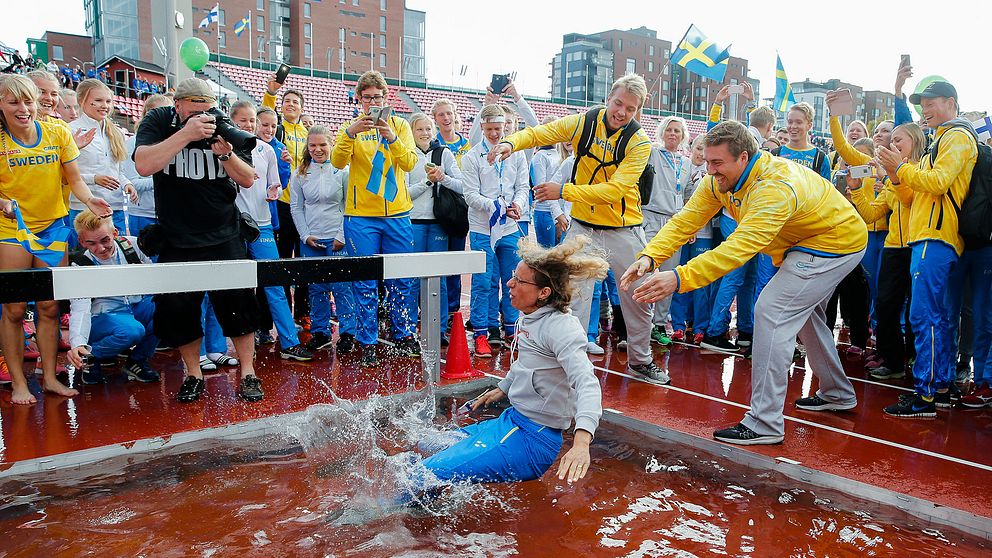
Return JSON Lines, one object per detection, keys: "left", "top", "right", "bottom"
{"left": 133, "top": 78, "right": 263, "bottom": 403}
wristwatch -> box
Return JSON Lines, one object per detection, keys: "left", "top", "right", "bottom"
{"left": 218, "top": 151, "right": 233, "bottom": 161}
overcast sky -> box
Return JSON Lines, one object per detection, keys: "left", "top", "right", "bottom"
{"left": 4, "top": 1, "right": 988, "bottom": 112}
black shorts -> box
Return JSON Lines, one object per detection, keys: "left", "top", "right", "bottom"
{"left": 153, "top": 237, "right": 259, "bottom": 347}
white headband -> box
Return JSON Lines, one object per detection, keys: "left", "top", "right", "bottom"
{"left": 481, "top": 115, "right": 506, "bottom": 124}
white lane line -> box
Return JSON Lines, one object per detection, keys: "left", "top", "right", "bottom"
{"left": 469, "top": 361, "right": 992, "bottom": 474}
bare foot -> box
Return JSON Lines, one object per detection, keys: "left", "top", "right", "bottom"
{"left": 11, "top": 385, "right": 37, "bottom": 405}
{"left": 41, "top": 379, "right": 79, "bottom": 398}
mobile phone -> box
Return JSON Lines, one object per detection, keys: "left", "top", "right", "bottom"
{"left": 727, "top": 84, "right": 745, "bottom": 95}
{"left": 900, "top": 54, "right": 911, "bottom": 69}
{"left": 367, "top": 105, "right": 391, "bottom": 124}
{"left": 849, "top": 164, "right": 873, "bottom": 179}
{"left": 833, "top": 170, "right": 849, "bottom": 192}
{"left": 275, "top": 63, "right": 291, "bottom": 84}
{"left": 490, "top": 73, "right": 510, "bottom": 95}
{"left": 830, "top": 89, "right": 855, "bottom": 116}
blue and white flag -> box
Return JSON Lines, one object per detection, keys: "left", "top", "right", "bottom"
{"left": 199, "top": 3, "right": 220, "bottom": 29}
{"left": 488, "top": 198, "right": 508, "bottom": 250}
{"left": 972, "top": 116, "right": 992, "bottom": 143}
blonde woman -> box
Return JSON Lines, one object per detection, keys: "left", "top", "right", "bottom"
{"left": 0, "top": 74, "right": 111, "bottom": 404}
{"left": 68, "top": 79, "right": 136, "bottom": 244}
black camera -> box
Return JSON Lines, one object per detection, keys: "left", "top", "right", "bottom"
{"left": 80, "top": 354, "right": 94, "bottom": 369}
{"left": 190, "top": 107, "right": 257, "bottom": 151}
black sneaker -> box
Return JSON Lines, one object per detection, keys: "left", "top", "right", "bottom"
{"left": 934, "top": 390, "right": 954, "bottom": 409}
{"left": 336, "top": 333, "right": 356, "bottom": 354}
{"left": 736, "top": 331, "right": 753, "bottom": 347}
{"left": 396, "top": 336, "right": 421, "bottom": 357}
{"left": 795, "top": 394, "right": 856, "bottom": 412}
{"left": 81, "top": 362, "right": 106, "bottom": 385}
{"left": 256, "top": 329, "right": 276, "bottom": 345}
{"left": 238, "top": 375, "right": 264, "bottom": 402}
{"left": 360, "top": 344, "right": 378, "bottom": 368}
{"left": 883, "top": 394, "right": 936, "bottom": 418}
{"left": 122, "top": 360, "right": 160, "bottom": 383}
{"left": 176, "top": 376, "right": 205, "bottom": 403}
{"left": 488, "top": 327, "right": 503, "bottom": 348}
{"left": 713, "top": 423, "right": 784, "bottom": 445}
{"left": 948, "top": 384, "right": 962, "bottom": 403}
{"left": 867, "top": 364, "right": 905, "bottom": 380}
{"left": 280, "top": 344, "right": 314, "bottom": 361}
{"left": 627, "top": 362, "right": 671, "bottom": 384}
{"left": 305, "top": 332, "right": 334, "bottom": 352}
{"left": 699, "top": 335, "right": 738, "bottom": 353}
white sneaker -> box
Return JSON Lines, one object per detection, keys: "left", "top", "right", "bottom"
{"left": 586, "top": 342, "right": 605, "bottom": 355}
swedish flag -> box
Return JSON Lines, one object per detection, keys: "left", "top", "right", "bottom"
{"left": 7, "top": 201, "right": 69, "bottom": 267}
{"left": 366, "top": 137, "right": 399, "bottom": 203}
{"left": 670, "top": 24, "right": 731, "bottom": 82}
{"left": 234, "top": 15, "right": 250, "bottom": 37}
{"left": 774, "top": 54, "right": 796, "bottom": 112}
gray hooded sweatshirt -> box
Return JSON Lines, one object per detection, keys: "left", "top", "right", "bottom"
{"left": 497, "top": 305, "right": 602, "bottom": 436}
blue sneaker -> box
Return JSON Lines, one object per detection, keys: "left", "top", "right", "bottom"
{"left": 883, "top": 394, "right": 936, "bottom": 418}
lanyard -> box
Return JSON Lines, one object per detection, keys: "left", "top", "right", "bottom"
{"left": 480, "top": 141, "right": 506, "bottom": 197}
{"left": 660, "top": 150, "right": 682, "bottom": 193}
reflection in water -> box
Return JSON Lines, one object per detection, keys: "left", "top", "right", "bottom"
{"left": 0, "top": 390, "right": 987, "bottom": 557}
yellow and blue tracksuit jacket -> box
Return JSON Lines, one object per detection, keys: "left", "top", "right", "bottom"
{"left": 502, "top": 108, "right": 650, "bottom": 228}
{"left": 262, "top": 92, "right": 309, "bottom": 204}
{"left": 894, "top": 124, "right": 977, "bottom": 255}
{"left": 828, "top": 116, "right": 888, "bottom": 234}
{"left": 640, "top": 151, "right": 868, "bottom": 293}
{"left": 849, "top": 179, "right": 912, "bottom": 249}
{"left": 331, "top": 114, "right": 417, "bottom": 217}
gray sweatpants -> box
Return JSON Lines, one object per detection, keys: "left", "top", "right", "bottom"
{"left": 642, "top": 211, "right": 681, "bottom": 327}
{"left": 566, "top": 220, "right": 654, "bottom": 367}
{"left": 742, "top": 249, "right": 865, "bottom": 437}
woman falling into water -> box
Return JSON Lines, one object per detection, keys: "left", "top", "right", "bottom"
{"left": 419, "top": 235, "right": 608, "bottom": 486}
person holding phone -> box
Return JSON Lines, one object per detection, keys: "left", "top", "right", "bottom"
{"left": 331, "top": 71, "right": 419, "bottom": 366}
{"left": 262, "top": 67, "right": 311, "bottom": 326}
{"left": 291, "top": 126, "right": 358, "bottom": 355}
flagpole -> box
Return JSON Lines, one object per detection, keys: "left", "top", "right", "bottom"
{"left": 248, "top": 10, "right": 252, "bottom": 70}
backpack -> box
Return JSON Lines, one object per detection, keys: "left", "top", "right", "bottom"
{"left": 69, "top": 237, "right": 142, "bottom": 267}
{"left": 571, "top": 107, "right": 656, "bottom": 206}
{"left": 772, "top": 146, "right": 827, "bottom": 178}
{"left": 429, "top": 146, "right": 470, "bottom": 237}
{"left": 929, "top": 125, "right": 992, "bottom": 248}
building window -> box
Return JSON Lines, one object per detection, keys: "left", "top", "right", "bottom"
{"left": 256, "top": 15, "right": 264, "bottom": 32}
{"left": 304, "top": 23, "right": 311, "bottom": 38}
{"left": 662, "top": 80, "right": 669, "bottom": 91}
{"left": 649, "top": 45, "right": 654, "bottom": 56}
{"left": 380, "top": 15, "right": 386, "bottom": 32}
{"left": 353, "top": 0, "right": 359, "bottom": 5}
{"left": 664, "top": 65, "right": 669, "bottom": 75}
{"left": 257, "top": 0, "right": 264, "bottom": 9}
{"left": 625, "top": 58, "right": 635, "bottom": 74}
{"left": 664, "top": 49, "right": 669, "bottom": 59}
{"left": 618, "top": 39, "right": 623, "bottom": 51}
{"left": 663, "top": 94, "right": 669, "bottom": 105}
{"left": 340, "top": 27, "right": 346, "bottom": 41}
{"left": 379, "top": 34, "right": 386, "bottom": 49}
{"left": 380, "top": 53, "right": 386, "bottom": 67}
{"left": 304, "top": 3, "right": 311, "bottom": 17}
{"left": 380, "top": 0, "right": 386, "bottom": 9}
{"left": 305, "top": 43, "right": 312, "bottom": 59}
{"left": 52, "top": 45, "right": 64, "bottom": 60}
{"left": 218, "top": 31, "right": 226, "bottom": 47}
{"left": 218, "top": 9, "right": 225, "bottom": 25}
{"left": 648, "top": 61, "right": 654, "bottom": 72}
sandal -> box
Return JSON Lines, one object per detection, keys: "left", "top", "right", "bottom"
{"left": 199, "top": 356, "right": 218, "bottom": 371}
{"left": 211, "top": 354, "right": 240, "bottom": 367}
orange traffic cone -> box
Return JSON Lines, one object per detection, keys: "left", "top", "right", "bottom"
{"left": 442, "top": 311, "right": 482, "bottom": 380}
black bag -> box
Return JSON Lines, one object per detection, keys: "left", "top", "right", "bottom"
{"left": 239, "top": 211, "right": 261, "bottom": 243}
{"left": 571, "top": 107, "right": 655, "bottom": 205}
{"left": 929, "top": 125, "right": 992, "bottom": 248}
{"left": 429, "top": 146, "right": 470, "bottom": 237}
{"left": 137, "top": 224, "right": 167, "bottom": 257}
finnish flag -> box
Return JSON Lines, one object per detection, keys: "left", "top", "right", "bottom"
{"left": 199, "top": 3, "right": 220, "bottom": 29}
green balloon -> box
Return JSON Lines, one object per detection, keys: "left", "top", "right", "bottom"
{"left": 912, "top": 74, "right": 947, "bottom": 117}
{"left": 179, "top": 37, "right": 210, "bottom": 72}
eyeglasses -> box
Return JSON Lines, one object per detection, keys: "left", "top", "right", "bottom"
{"left": 511, "top": 272, "right": 540, "bottom": 287}
{"left": 360, "top": 94, "right": 385, "bottom": 102}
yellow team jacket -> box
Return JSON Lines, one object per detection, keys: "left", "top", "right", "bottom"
{"left": 894, "top": 124, "right": 977, "bottom": 255}
{"left": 640, "top": 151, "right": 868, "bottom": 293}
{"left": 850, "top": 180, "right": 912, "bottom": 248}
{"left": 262, "top": 92, "right": 309, "bottom": 203}
{"left": 331, "top": 114, "right": 417, "bottom": 217}
{"left": 828, "top": 116, "right": 888, "bottom": 233}
{"left": 502, "top": 108, "right": 650, "bottom": 227}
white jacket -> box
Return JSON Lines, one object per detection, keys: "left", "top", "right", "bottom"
{"left": 461, "top": 139, "right": 529, "bottom": 237}
{"left": 236, "top": 141, "right": 281, "bottom": 227}
{"left": 70, "top": 113, "right": 131, "bottom": 211}
{"left": 290, "top": 162, "right": 348, "bottom": 242}
{"left": 530, "top": 148, "right": 562, "bottom": 214}
{"left": 408, "top": 144, "right": 464, "bottom": 221}
{"left": 122, "top": 135, "right": 155, "bottom": 218}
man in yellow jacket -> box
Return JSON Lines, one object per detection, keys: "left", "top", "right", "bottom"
{"left": 621, "top": 121, "right": 868, "bottom": 445}
{"left": 331, "top": 70, "right": 419, "bottom": 366}
{"left": 877, "top": 80, "right": 978, "bottom": 417}
{"left": 487, "top": 74, "right": 667, "bottom": 384}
